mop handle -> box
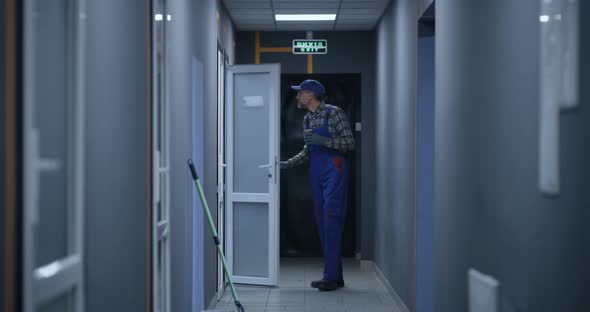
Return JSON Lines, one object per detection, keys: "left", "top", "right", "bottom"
{"left": 187, "top": 159, "right": 244, "bottom": 312}
{"left": 188, "top": 158, "right": 199, "bottom": 180}
{"left": 187, "top": 159, "right": 219, "bottom": 240}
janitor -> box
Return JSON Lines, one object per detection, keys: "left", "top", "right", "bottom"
{"left": 281, "top": 79, "right": 355, "bottom": 291}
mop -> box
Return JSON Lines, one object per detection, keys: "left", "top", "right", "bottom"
{"left": 188, "top": 159, "right": 245, "bottom": 312}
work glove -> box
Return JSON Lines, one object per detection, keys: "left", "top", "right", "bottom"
{"left": 280, "top": 161, "right": 289, "bottom": 169}
{"left": 305, "top": 133, "right": 330, "bottom": 146}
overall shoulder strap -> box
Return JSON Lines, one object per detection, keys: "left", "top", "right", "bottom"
{"left": 324, "top": 106, "right": 333, "bottom": 126}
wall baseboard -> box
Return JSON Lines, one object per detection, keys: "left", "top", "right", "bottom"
{"left": 373, "top": 262, "right": 411, "bottom": 312}
{"left": 206, "top": 293, "right": 219, "bottom": 311}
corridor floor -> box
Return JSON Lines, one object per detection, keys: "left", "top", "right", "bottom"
{"left": 210, "top": 258, "right": 404, "bottom": 312}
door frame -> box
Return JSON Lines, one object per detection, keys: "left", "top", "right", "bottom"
{"left": 216, "top": 48, "right": 227, "bottom": 299}
{"left": 151, "top": 0, "right": 171, "bottom": 311}
{"left": 279, "top": 73, "right": 361, "bottom": 258}
{"left": 4, "top": 0, "right": 19, "bottom": 311}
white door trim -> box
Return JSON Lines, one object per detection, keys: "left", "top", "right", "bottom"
{"left": 216, "top": 50, "right": 227, "bottom": 299}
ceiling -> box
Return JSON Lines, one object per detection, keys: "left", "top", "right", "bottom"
{"left": 221, "top": 0, "right": 391, "bottom": 31}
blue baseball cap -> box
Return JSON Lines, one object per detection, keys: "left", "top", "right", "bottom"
{"left": 290, "top": 79, "right": 325, "bottom": 96}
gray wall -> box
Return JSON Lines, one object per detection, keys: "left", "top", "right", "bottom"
{"left": 374, "top": 0, "right": 418, "bottom": 309}
{"left": 85, "top": 1, "right": 149, "bottom": 311}
{"left": 436, "top": 0, "right": 590, "bottom": 311}
{"left": 191, "top": 0, "right": 221, "bottom": 307}
{"left": 167, "top": 0, "right": 195, "bottom": 311}
{"left": 84, "top": 0, "right": 227, "bottom": 310}
{"left": 167, "top": 0, "right": 224, "bottom": 310}
{"left": 235, "top": 30, "right": 376, "bottom": 260}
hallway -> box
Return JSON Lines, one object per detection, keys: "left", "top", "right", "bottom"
{"left": 2, "top": 0, "right": 589, "bottom": 311}
{"left": 211, "top": 258, "right": 403, "bottom": 312}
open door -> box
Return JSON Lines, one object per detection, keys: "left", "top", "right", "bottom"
{"left": 23, "top": 0, "right": 86, "bottom": 311}
{"left": 225, "top": 64, "right": 280, "bottom": 286}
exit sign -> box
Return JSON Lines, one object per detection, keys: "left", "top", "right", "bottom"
{"left": 292, "top": 39, "right": 328, "bottom": 55}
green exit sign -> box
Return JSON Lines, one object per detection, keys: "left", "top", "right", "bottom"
{"left": 292, "top": 39, "right": 328, "bottom": 55}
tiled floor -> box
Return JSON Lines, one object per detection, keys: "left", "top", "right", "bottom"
{"left": 209, "top": 258, "right": 403, "bottom": 312}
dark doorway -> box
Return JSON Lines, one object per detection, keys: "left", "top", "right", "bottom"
{"left": 280, "top": 73, "right": 360, "bottom": 258}
{"left": 416, "top": 3, "right": 435, "bottom": 312}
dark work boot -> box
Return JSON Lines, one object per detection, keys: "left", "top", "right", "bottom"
{"left": 315, "top": 280, "right": 339, "bottom": 291}
{"left": 311, "top": 279, "right": 345, "bottom": 288}
{"left": 311, "top": 280, "right": 344, "bottom": 291}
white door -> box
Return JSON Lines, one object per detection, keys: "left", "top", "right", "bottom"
{"left": 23, "top": 0, "right": 86, "bottom": 311}
{"left": 226, "top": 64, "right": 281, "bottom": 286}
{"left": 152, "top": 0, "right": 171, "bottom": 311}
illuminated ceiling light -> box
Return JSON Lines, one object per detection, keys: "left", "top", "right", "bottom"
{"left": 275, "top": 14, "right": 337, "bottom": 21}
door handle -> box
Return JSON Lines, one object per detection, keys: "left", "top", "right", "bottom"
{"left": 258, "top": 163, "right": 273, "bottom": 179}
{"left": 31, "top": 129, "right": 61, "bottom": 173}
{"left": 37, "top": 158, "right": 60, "bottom": 172}
{"left": 157, "top": 220, "right": 169, "bottom": 240}
{"left": 28, "top": 128, "right": 61, "bottom": 227}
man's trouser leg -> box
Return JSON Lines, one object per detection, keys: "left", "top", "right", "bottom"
{"left": 321, "top": 156, "right": 347, "bottom": 282}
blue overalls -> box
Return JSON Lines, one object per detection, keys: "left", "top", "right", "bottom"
{"left": 306, "top": 107, "right": 348, "bottom": 283}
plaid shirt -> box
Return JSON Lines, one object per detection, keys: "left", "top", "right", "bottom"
{"left": 285, "top": 102, "right": 355, "bottom": 168}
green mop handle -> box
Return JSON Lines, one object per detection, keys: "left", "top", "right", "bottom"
{"left": 187, "top": 159, "right": 244, "bottom": 312}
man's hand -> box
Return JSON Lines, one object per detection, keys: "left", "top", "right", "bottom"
{"left": 280, "top": 161, "right": 289, "bottom": 169}
{"left": 303, "top": 129, "right": 312, "bottom": 144}
{"left": 305, "top": 133, "right": 330, "bottom": 146}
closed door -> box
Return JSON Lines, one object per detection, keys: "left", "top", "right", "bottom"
{"left": 152, "top": 0, "right": 171, "bottom": 311}
{"left": 23, "top": 0, "right": 86, "bottom": 311}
